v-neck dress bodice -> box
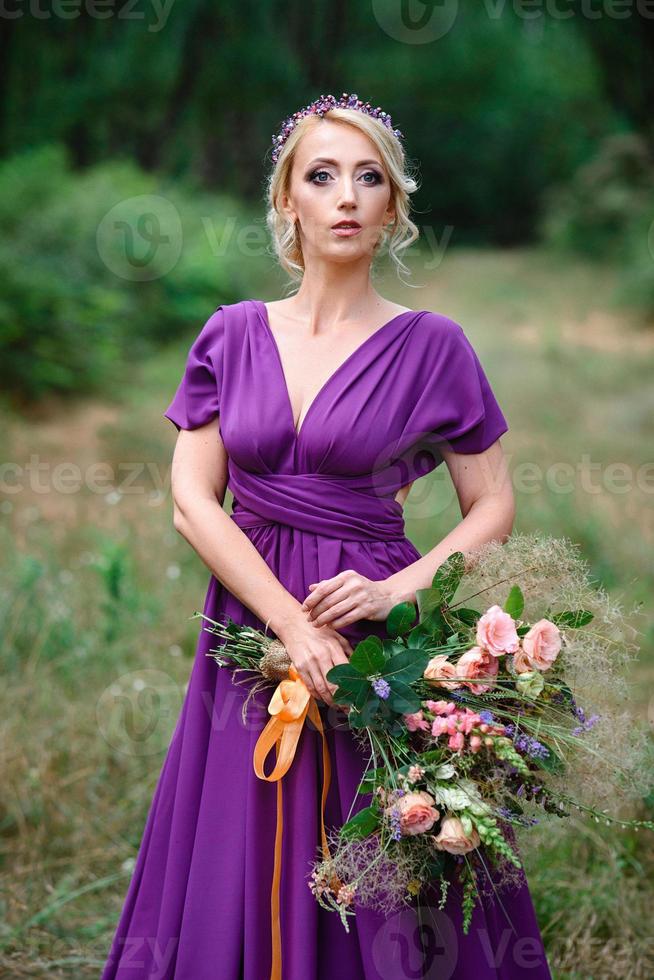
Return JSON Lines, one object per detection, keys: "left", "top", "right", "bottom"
{"left": 100, "top": 299, "right": 553, "bottom": 980}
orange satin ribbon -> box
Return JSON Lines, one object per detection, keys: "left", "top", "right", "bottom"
{"left": 253, "top": 665, "right": 335, "bottom": 980}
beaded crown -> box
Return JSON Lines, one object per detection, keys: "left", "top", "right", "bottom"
{"left": 270, "top": 92, "right": 404, "bottom": 164}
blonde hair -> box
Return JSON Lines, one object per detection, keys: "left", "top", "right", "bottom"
{"left": 264, "top": 107, "right": 421, "bottom": 288}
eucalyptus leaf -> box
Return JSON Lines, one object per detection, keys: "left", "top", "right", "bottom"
{"left": 349, "top": 635, "right": 385, "bottom": 675}
{"left": 432, "top": 551, "right": 466, "bottom": 603}
{"left": 386, "top": 601, "right": 418, "bottom": 637}
{"left": 504, "top": 585, "right": 524, "bottom": 620}
{"left": 550, "top": 610, "right": 594, "bottom": 628}
{"left": 341, "top": 805, "right": 380, "bottom": 839}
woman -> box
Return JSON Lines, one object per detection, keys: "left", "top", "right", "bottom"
{"left": 101, "top": 94, "right": 552, "bottom": 979}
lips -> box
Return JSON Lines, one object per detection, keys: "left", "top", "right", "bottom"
{"left": 332, "top": 221, "right": 361, "bottom": 229}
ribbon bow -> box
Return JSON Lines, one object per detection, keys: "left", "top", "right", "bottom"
{"left": 253, "top": 665, "right": 334, "bottom": 980}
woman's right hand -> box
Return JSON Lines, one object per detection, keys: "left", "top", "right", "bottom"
{"left": 276, "top": 615, "right": 353, "bottom": 708}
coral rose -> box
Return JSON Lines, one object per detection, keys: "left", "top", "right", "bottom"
{"left": 456, "top": 646, "right": 500, "bottom": 694}
{"left": 476, "top": 604, "right": 519, "bottom": 656}
{"left": 423, "top": 655, "right": 461, "bottom": 691}
{"left": 431, "top": 815, "right": 481, "bottom": 854}
{"left": 522, "top": 619, "right": 562, "bottom": 671}
{"left": 512, "top": 647, "right": 534, "bottom": 674}
{"left": 389, "top": 791, "right": 440, "bottom": 836}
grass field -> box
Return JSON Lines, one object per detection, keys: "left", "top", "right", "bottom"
{"left": 1, "top": 246, "right": 652, "bottom": 977}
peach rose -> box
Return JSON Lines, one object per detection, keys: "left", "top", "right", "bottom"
{"left": 512, "top": 647, "right": 534, "bottom": 674}
{"left": 476, "top": 604, "right": 519, "bottom": 656}
{"left": 423, "top": 654, "right": 461, "bottom": 691}
{"left": 431, "top": 815, "right": 481, "bottom": 854}
{"left": 456, "top": 646, "right": 500, "bottom": 694}
{"left": 389, "top": 791, "right": 440, "bottom": 836}
{"left": 522, "top": 619, "right": 562, "bottom": 671}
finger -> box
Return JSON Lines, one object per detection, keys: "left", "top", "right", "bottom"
{"left": 306, "top": 584, "right": 350, "bottom": 620}
{"left": 302, "top": 572, "right": 349, "bottom": 611}
{"left": 334, "top": 634, "right": 354, "bottom": 657}
{"left": 306, "top": 663, "right": 333, "bottom": 706}
{"left": 312, "top": 597, "right": 358, "bottom": 628}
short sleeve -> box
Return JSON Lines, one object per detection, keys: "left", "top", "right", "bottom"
{"left": 163, "top": 307, "right": 225, "bottom": 432}
{"left": 427, "top": 317, "right": 509, "bottom": 455}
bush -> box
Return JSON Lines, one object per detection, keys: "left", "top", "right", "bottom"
{"left": 0, "top": 143, "right": 258, "bottom": 406}
{"left": 539, "top": 133, "right": 654, "bottom": 318}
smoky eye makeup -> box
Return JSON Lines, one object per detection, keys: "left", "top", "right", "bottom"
{"left": 306, "top": 168, "right": 384, "bottom": 185}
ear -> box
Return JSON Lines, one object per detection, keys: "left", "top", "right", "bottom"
{"left": 280, "top": 190, "right": 297, "bottom": 224}
{"left": 384, "top": 205, "right": 396, "bottom": 227}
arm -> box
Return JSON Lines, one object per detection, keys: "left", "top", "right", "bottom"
{"left": 383, "top": 437, "right": 514, "bottom": 606}
{"left": 169, "top": 418, "right": 352, "bottom": 705}
{"left": 303, "top": 437, "right": 514, "bottom": 626}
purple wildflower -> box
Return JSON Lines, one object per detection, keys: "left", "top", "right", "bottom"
{"left": 513, "top": 732, "right": 549, "bottom": 759}
{"left": 372, "top": 677, "right": 391, "bottom": 700}
{"left": 479, "top": 710, "right": 494, "bottom": 724}
{"left": 389, "top": 805, "right": 403, "bottom": 841}
{"left": 571, "top": 713, "right": 601, "bottom": 736}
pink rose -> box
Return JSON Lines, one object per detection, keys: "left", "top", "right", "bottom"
{"left": 522, "top": 619, "right": 562, "bottom": 671}
{"left": 456, "top": 646, "right": 500, "bottom": 694}
{"left": 388, "top": 791, "right": 440, "bottom": 836}
{"left": 431, "top": 815, "right": 481, "bottom": 854}
{"left": 423, "top": 655, "right": 461, "bottom": 691}
{"left": 476, "top": 604, "right": 519, "bottom": 656}
{"left": 404, "top": 710, "right": 430, "bottom": 732}
{"left": 512, "top": 647, "right": 533, "bottom": 674}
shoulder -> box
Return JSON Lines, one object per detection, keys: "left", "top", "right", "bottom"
{"left": 413, "top": 310, "right": 478, "bottom": 362}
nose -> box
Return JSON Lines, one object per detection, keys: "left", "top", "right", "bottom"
{"left": 336, "top": 174, "right": 357, "bottom": 208}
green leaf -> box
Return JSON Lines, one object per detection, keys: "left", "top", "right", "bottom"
{"left": 425, "top": 852, "right": 447, "bottom": 879}
{"left": 387, "top": 680, "right": 422, "bottom": 715}
{"left": 536, "top": 744, "right": 565, "bottom": 775}
{"left": 349, "top": 635, "right": 385, "bottom": 675}
{"left": 432, "top": 551, "right": 466, "bottom": 603}
{"left": 504, "top": 585, "right": 524, "bottom": 620}
{"left": 406, "top": 627, "right": 434, "bottom": 650}
{"left": 448, "top": 607, "right": 480, "bottom": 627}
{"left": 386, "top": 601, "right": 418, "bottom": 637}
{"left": 416, "top": 587, "right": 442, "bottom": 620}
{"left": 422, "top": 605, "right": 448, "bottom": 637}
{"left": 382, "top": 647, "right": 431, "bottom": 685}
{"left": 341, "top": 806, "right": 380, "bottom": 839}
{"left": 325, "top": 663, "right": 361, "bottom": 684}
{"left": 350, "top": 696, "right": 381, "bottom": 728}
{"left": 550, "top": 610, "right": 594, "bottom": 628}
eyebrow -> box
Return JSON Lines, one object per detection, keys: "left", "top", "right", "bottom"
{"left": 306, "top": 157, "right": 383, "bottom": 168}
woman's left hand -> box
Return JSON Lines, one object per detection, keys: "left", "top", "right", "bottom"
{"left": 301, "top": 570, "right": 395, "bottom": 630}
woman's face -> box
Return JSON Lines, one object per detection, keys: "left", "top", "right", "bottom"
{"left": 282, "top": 118, "right": 395, "bottom": 263}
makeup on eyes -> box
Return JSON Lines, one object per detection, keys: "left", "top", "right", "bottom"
{"left": 306, "top": 168, "right": 383, "bottom": 185}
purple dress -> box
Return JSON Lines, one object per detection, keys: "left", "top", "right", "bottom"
{"left": 101, "top": 299, "right": 552, "bottom": 979}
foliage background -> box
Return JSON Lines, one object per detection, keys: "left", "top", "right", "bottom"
{"left": 1, "top": 3, "right": 652, "bottom": 976}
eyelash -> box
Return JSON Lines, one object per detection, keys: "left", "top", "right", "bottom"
{"left": 308, "top": 169, "right": 383, "bottom": 186}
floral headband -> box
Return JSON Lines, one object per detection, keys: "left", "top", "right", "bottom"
{"left": 270, "top": 92, "right": 404, "bottom": 164}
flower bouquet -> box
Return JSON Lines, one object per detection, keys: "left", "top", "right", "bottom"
{"left": 197, "top": 533, "right": 653, "bottom": 934}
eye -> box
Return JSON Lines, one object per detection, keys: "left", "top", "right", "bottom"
{"left": 308, "top": 169, "right": 331, "bottom": 184}
{"left": 307, "top": 169, "right": 384, "bottom": 185}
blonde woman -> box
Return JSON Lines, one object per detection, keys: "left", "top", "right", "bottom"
{"left": 101, "top": 94, "right": 551, "bottom": 979}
